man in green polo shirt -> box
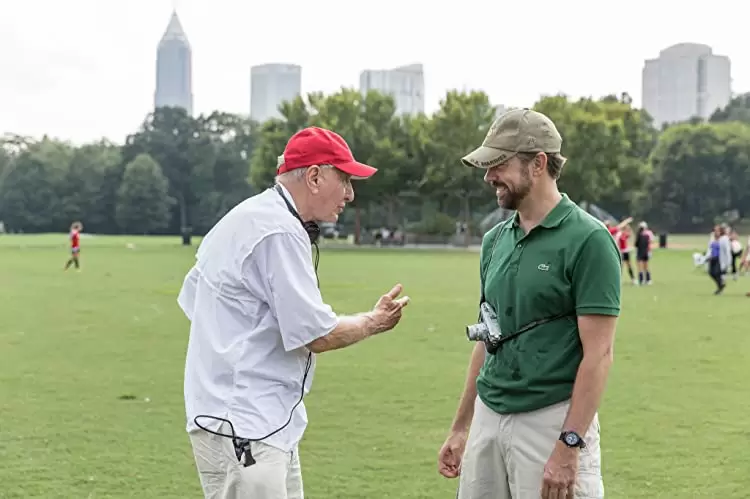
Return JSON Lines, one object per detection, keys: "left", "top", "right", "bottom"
{"left": 437, "top": 109, "right": 621, "bottom": 499}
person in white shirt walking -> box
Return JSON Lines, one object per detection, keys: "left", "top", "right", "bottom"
{"left": 718, "top": 225, "right": 732, "bottom": 282}
{"left": 742, "top": 235, "right": 750, "bottom": 275}
{"left": 729, "top": 230, "right": 743, "bottom": 279}
{"left": 177, "top": 126, "right": 411, "bottom": 499}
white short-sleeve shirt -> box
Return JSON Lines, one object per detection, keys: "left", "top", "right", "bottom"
{"left": 178, "top": 184, "right": 338, "bottom": 452}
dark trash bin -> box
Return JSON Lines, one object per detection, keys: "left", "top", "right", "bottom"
{"left": 659, "top": 233, "right": 667, "bottom": 249}
{"left": 181, "top": 227, "right": 192, "bottom": 246}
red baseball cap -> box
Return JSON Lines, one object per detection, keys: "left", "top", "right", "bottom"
{"left": 276, "top": 127, "right": 378, "bottom": 179}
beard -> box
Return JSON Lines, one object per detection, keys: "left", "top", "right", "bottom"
{"left": 494, "top": 173, "right": 532, "bottom": 210}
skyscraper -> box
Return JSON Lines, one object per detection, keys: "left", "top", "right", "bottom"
{"left": 359, "top": 64, "right": 425, "bottom": 116}
{"left": 249, "top": 64, "right": 302, "bottom": 123}
{"left": 641, "top": 43, "right": 731, "bottom": 128}
{"left": 154, "top": 11, "right": 193, "bottom": 115}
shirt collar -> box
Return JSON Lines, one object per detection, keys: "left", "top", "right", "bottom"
{"left": 275, "top": 183, "right": 300, "bottom": 213}
{"left": 510, "top": 194, "right": 574, "bottom": 229}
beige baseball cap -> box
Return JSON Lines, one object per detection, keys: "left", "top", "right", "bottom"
{"left": 461, "top": 108, "right": 563, "bottom": 169}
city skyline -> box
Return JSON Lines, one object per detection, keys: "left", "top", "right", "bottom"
{"left": 2, "top": 0, "right": 749, "bottom": 145}
{"left": 152, "top": 12, "right": 736, "bottom": 131}
{"left": 149, "top": 13, "right": 432, "bottom": 123}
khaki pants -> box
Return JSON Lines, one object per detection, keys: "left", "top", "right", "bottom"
{"left": 189, "top": 423, "right": 303, "bottom": 499}
{"left": 457, "top": 397, "right": 603, "bottom": 499}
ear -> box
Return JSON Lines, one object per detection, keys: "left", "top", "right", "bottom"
{"left": 305, "top": 165, "right": 322, "bottom": 192}
{"left": 532, "top": 152, "right": 548, "bottom": 177}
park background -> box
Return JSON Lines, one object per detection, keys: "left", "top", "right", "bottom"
{"left": 2, "top": 88, "right": 750, "bottom": 498}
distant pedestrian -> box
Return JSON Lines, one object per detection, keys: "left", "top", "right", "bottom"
{"left": 634, "top": 222, "right": 654, "bottom": 285}
{"left": 618, "top": 225, "right": 636, "bottom": 285}
{"left": 63, "top": 221, "right": 83, "bottom": 271}
{"left": 729, "top": 230, "right": 742, "bottom": 280}
{"left": 718, "top": 225, "right": 732, "bottom": 280}
{"left": 707, "top": 226, "right": 726, "bottom": 294}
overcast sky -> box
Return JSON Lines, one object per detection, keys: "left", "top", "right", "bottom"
{"left": 1, "top": 0, "right": 747, "bottom": 145}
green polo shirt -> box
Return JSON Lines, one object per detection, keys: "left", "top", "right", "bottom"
{"left": 476, "top": 194, "right": 621, "bottom": 414}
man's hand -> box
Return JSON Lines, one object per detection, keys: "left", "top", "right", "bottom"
{"left": 304, "top": 284, "right": 409, "bottom": 354}
{"left": 369, "top": 283, "right": 410, "bottom": 334}
{"left": 437, "top": 430, "right": 467, "bottom": 479}
{"left": 541, "top": 442, "right": 579, "bottom": 499}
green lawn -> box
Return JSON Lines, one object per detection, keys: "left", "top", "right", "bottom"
{"left": 1, "top": 234, "right": 748, "bottom": 498}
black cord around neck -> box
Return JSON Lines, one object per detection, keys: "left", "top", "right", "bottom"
{"left": 312, "top": 242, "right": 320, "bottom": 287}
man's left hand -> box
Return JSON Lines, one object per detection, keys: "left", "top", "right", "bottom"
{"left": 541, "top": 442, "right": 578, "bottom": 499}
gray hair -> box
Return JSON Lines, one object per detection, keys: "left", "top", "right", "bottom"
{"left": 274, "top": 161, "right": 334, "bottom": 184}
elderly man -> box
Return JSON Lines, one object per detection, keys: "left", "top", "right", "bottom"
{"left": 178, "top": 126, "right": 410, "bottom": 499}
{"left": 437, "top": 109, "right": 621, "bottom": 499}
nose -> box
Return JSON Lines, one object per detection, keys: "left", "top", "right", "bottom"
{"left": 484, "top": 165, "right": 502, "bottom": 184}
{"left": 345, "top": 182, "right": 354, "bottom": 203}
{"left": 483, "top": 168, "right": 494, "bottom": 184}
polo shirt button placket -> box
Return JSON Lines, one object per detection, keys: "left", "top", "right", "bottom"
{"left": 508, "top": 242, "right": 523, "bottom": 275}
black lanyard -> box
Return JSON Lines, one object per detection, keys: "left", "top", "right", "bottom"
{"left": 478, "top": 222, "right": 574, "bottom": 349}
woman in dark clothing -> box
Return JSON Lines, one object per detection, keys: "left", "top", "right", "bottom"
{"left": 634, "top": 222, "right": 654, "bottom": 285}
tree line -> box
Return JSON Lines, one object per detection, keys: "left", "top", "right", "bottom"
{"left": 2, "top": 88, "right": 750, "bottom": 241}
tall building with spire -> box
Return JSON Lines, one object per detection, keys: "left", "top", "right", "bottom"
{"left": 154, "top": 11, "right": 193, "bottom": 115}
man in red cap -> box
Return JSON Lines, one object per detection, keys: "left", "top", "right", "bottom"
{"left": 178, "top": 126, "right": 410, "bottom": 499}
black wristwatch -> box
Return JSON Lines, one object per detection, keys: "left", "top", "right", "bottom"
{"left": 559, "top": 431, "right": 586, "bottom": 449}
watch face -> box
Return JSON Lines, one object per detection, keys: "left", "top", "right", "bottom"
{"left": 564, "top": 433, "right": 579, "bottom": 446}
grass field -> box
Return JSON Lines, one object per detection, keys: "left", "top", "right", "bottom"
{"left": 1, "top": 233, "right": 749, "bottom": 499}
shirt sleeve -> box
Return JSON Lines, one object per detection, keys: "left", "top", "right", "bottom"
{"left": 571, "top": 228, "right": 622, "bottom": 317}
{"left": 177, "top": 266, "right": 200, "bottom": 321}
{"left": 242, "top": 231, "right": 338, "bottom": 352}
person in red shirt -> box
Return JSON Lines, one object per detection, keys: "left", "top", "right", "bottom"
{"left": 618, "top": 225, "right": 636, "bottom": 284}
{"left": 605, "top": 216, "right": 633, "bottom": 238}
{"left": 606, "top": 221, "right": 618, "bottom": 237}
{"left": 64, "top": 221, "right": 83, "bottom": 271}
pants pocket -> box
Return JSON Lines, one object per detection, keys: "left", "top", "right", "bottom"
{"left": 575, "top": 417, "right": 604, "bottom": 498}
